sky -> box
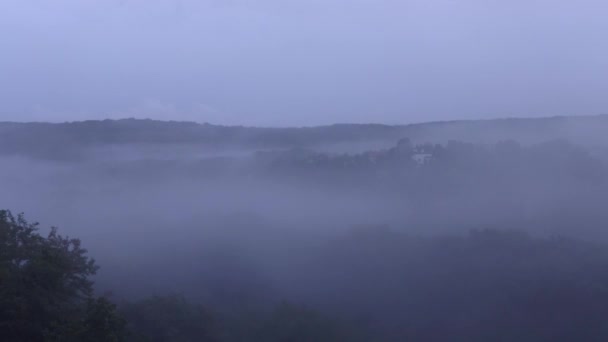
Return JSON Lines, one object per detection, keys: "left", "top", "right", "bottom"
{"left": 1, "top": 0, "right": 607, "bottom": 126}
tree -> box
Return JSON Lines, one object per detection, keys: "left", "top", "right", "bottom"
{"left": 0, "top": 210, "right": 127, "bottom": 341}
{"left": 250, "top": 302, "right": 367, "bottom": 342}
{"left": 121, "top": 295, "right": 218, "bottom": 342}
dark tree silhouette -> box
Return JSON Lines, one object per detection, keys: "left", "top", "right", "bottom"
{"left": 0, "top": 210, "right": 127, "bottom": 342}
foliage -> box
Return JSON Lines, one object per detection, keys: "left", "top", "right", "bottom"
{"left": 249, "top": 302, "right": 366, "bottom": 342}
{"left": 121, "top": 295, "right": 218, "bottom": 342}
{"left": 303, "top": 227, "right": 608, "bottom": 341}
{"left": 0, "top": 210, "right": 127, "bottom": 342}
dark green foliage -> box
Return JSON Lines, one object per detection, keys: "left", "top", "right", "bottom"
{"left": 214, "top": 302, "right": 369, "bottom": 342}
{"left": 121, "top": 295, "right": 218, "bottom": 342}
{"left": 120, "top": 296, "right": 367, "bottom": 342}
{"left": 0, "top": 210, "right": 368, "bottom": 342}
{"left": 80, "top": 297, "right": 128, "bottom": 342}
{"left": 45, "top": 297, "right": 128, "bottom": 342}
{"left": 0, "top": 210, "right": 127, "bottom": 342}
{"left": 6, "top": 212, "right": 608, "bottom": 341}
{"left": 302, "top": 227, "right": 608, "bottom": 341}
{"left": 250, "top": 302, "right": 365, "bottom": 342}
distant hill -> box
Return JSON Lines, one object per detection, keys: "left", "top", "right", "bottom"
{"left": 1, "top": 115, "right": 608, "bottom": 160}
{"left": 0, "top": 119, "right": 401, "bottom": 151}
{"left": 398, "top": 115, "right": 608, "bottom": 145}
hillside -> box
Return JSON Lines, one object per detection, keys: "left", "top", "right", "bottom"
{"left": 2, "top": 115, "right": 608, "bottom": 160}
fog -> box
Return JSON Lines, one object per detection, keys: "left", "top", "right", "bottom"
{"left": 4, "top": 1, "right": 608, "bottom": 340}
{"left": 5, "top": 118, "right": 608, "bottom": 339}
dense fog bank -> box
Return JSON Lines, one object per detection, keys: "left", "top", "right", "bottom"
{"left": 4, "top": 117, "right": 608, "bottom": 340}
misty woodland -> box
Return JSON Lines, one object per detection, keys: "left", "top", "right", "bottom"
{"left": 4, "top": 0, "right": 608, "bottom": 340}
{"left": 3, "top": 117, "right": 608, "bottom": 341}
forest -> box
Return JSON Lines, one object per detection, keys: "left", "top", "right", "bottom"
{"left": 4, "top": 117, "right": 608, "bottom": 341}
{"left": 5, "top": 0, "right": 608, "bottom": 339}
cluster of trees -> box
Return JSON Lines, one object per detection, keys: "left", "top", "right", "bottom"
{"left": 260, "top": 138, "right": 608, "bottom": 238}
{"left": 4, "top": 115, "right": 608, "bottom": 161}
{"left": 6, "top": 209, "right": 608, "bottom": 341}
{"left": 0, "top": 210, "right": 126, "bottom": 341}
{"left": 296, "top": 226, "right": 608, "bottom": 341}
{"left": 0, "top": 120, "right": 406, "bottom": 160}
{"left": 262, "top": 138, "right": 605, "bottom": 183}
{"left": 0, "top": 210, "right": 364, "bottom": 341}
{"left": 6, "top": 129, "right": 608, "bottom": 340}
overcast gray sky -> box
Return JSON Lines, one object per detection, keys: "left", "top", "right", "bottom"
{"left": 1, "top": 0, "right": 607, "bottom": 126}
